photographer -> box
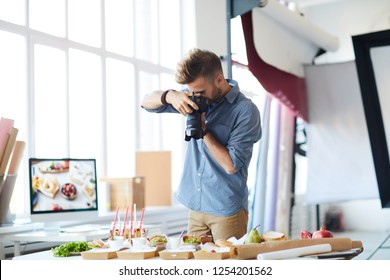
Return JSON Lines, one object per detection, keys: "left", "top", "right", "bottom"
{"left": 141, "top": 48, "right": 262, "bottom": 241}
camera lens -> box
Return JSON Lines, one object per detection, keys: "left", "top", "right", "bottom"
{"left": 185, "top": 113, "right": 203, "bottom": 140}
{"left": 184, "top": 96, "right": 208, "bottom": 141}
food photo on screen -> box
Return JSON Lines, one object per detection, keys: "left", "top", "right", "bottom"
{"left": 29, "top": 158, "right": 97, "bottom": 213}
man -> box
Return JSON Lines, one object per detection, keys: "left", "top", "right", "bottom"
{"left": 141, "top": 48, "right": 261, "bottom": 241}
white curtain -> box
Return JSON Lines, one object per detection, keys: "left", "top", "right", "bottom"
{"left": 305, "top": 61, "right": 378, "bottom": 204}
{"left": 249, "top": 95, "right": 272, "bottom": 231}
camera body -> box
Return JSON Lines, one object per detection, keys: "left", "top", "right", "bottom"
{"left": 185, "top": 95, "right": 209, "bottom": 141}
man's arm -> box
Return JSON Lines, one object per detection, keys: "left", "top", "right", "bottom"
{"left": 140, "top": 90, "right": 166, "bottom": 109}
{"left": 201, "top": 113, "right": 236, "bottom": 174}
{"left": 141, "top": 90, "right": 199, "bottom": 116}
{"left": 203, "top": 132, "right": 236, "bottom": 174}
{"left": 201, "top": 103, "right": 261, "bottom": 175}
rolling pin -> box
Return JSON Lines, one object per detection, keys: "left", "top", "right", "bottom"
{"left": 256, "top": 244, "right": 332, "bottom": 260}
{"left": 230, "top": 238, "right": 361, "bottom": 260}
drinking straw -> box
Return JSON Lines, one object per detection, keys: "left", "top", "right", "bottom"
{"left": 121, "top": 206, "right": 129, "bottom": 236}
{"left": 128, "top": 204, "right": 134, "bottom": 236}
{"left": 111, "top": 206, "right": 119, "bottom": 236}
{"left": 179, "top": 230, "right": 185, "bottom": 240}
{"left": 133, "top": 204, "right": 137, "bottom": 229}
{"left": 139, "top": 208, "right": 145, "bottom": 232}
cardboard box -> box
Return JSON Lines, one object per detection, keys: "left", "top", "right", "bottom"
{"left": 193, "top": 250, "right": 230, "bottom": 260}
{"left": 100, "top": 177, "right": 145, "bottom": 211}
{"left": 116, "top": 247, "right": 157, "bottom": 259}
{"left": 136, "top": 151, "right": 171, "bottom": 206}
{"left": 158, "top": 249, "right": 195, "bottom": 260}
{"left": 81, "top": 247, "right": 126, "bottom": 260}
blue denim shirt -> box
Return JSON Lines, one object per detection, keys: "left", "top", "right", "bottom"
{"left": 144, "top": 80, "right": 262, "bottom": 216}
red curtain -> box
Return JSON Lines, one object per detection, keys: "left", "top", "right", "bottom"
{"left": 240, "top": 11, "right": 308, "bottom": 121}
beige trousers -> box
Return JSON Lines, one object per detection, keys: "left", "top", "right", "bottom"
{"left": 187, "top": 208, "right": 248, "bottom": 242}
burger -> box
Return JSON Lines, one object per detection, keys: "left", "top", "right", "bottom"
{"left": 147, "top": 234, "right": 168, "bottom": 246}
{"left": 182, "top": 235, "right": 201, "bottom": 245}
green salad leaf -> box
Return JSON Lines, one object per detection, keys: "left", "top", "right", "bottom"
{"left": 184, "top": 237, "right": 200, "bottom": 244}
{"left": 51, "top": 241, "right": 92, "bottom": 257}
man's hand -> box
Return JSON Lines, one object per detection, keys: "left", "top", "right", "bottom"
{"left": 167, "top": 91, "right": 199, "bottom": 116}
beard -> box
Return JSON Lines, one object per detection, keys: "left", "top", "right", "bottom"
{"left": 212, "top": 83, "right": 224, "bottom": 103}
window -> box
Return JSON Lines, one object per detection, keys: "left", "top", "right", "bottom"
{"left": 0, "top": 0, "right": 189, "bottom": 217}
{"left": 1, "top": 1, "right": 266, "bottom": 218}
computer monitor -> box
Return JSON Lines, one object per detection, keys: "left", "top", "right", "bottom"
{"left": 28, "top": 158, "right": 99, "bottom": 226}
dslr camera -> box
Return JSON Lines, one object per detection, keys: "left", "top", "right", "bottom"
{"left": 185, "top": 95, "right": 209, "bottom": 141}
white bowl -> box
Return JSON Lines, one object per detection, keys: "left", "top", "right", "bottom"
{"left": 107, "top": 238, "right": 125, "bottom": 248}
{"left": 131, "top": 237, "right": 146, "bottom": 248}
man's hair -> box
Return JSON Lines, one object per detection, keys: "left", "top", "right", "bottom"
{"left": 175, "top": 48, "right": 223, "bottom": 84}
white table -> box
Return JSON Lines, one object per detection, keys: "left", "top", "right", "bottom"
{"left": 4, "top": 224, "right": 162, "bottom": 257}
{"left": 13, "top": 249, "right": 83, "bottom": 260}
{"left": 6, "top": 229, "right": 109, "bottom": 256}
{"left": 0, "top": 222, "right": 45, "bottom": 259}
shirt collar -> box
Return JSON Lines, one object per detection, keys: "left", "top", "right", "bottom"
{"left": 224, "top": 79, "right": 240, "bottom": 104}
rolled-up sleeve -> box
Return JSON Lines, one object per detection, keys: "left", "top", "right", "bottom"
{"left": 228, "top": 101, "right": 262, "bottom": 173}
{"left": 141, "top": 104, "right": 178, "bottom": 113}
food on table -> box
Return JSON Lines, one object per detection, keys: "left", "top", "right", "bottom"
{"left": 312, "top": 226, "right": 334, "bottom": 238}
{"left": 261, "top": 231, "right": 286, "bottom": 241}
{"left": 244, "top": 225, "right": 263, "bottom": 244}
{"left": 147, "top": 234, "right": 168, "bottom": 253}
{"left": 147, "top": 234, "right": 168, "bottom": 246}
{"left": 300, "top": 229, "right": 312, "bottom": 239}
{"left": 61, "top": 183, "right": 77, "bottom": 200}
{"left": 90, "top": 239, "right": 109, "bottom": 248}
{"left": 182, "top": 235, "right": 201, "bottom": 245}
{"left": 215, "top": 239, "right": 233, "bottom": 247}
{"left": 133, "top": 228, "right": 146, "bottom": 238}
{"left": 40, "top": 174, "right": 59, "bottom": 198}
{"left": 300, "top": 226, "right": 334, "bottom": 239}
{"left": 52, "top": 241, "right": 92, "bottom": 257}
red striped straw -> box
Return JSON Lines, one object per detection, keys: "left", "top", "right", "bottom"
{"left": 128, "top": 204, "right": 134, "bottom": 236}
{"left": 139, "top": 208, "right": 145, "bottom": 232}
{"left": 111, "top": 206, "right": 119, "bottom": 235}
{"left": 121, "top": 206, "right": 129, "bottom": 236}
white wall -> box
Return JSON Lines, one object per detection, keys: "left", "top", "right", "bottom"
{"left": 193, "top": 0, "right": 390, "bottom": 231}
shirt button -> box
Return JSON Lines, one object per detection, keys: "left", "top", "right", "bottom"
{"left": 198, "top": 173, "right": 201, "bottom": 176}
{"left": 197, "top": 188, "right": 200, "bottom": 191}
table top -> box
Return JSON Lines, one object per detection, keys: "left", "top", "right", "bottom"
{"left": 5, "top": 229, "right": 109, "bottom": 242}
{"left": 0, "top": 222, "right": 44, "bottom": 235}
{"left": 13, "top": 249, "right": 84, "bottom": 260}
{"left": 3, "top": 224, "right": 162, "bottom": 243}
{"left": 13, "top": 247, "right": 363, "bottom": 261}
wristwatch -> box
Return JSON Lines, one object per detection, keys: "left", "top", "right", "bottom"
{"left": 202, "top": 128, "right": 210, "bottom": 137}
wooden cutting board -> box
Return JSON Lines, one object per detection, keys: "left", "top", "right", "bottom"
{"left": 230, "top": 238, "right": 363, "bottom": 260}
